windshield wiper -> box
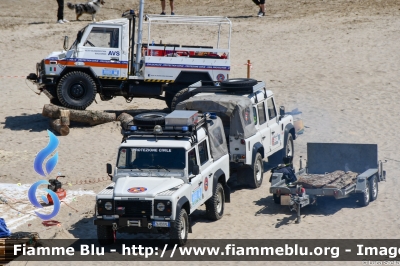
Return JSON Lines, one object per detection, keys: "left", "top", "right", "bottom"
{"left": 156, "top": 165, "right": 170, "bottom": 172}
{"left": 143, "top": 164, "right": 170, "bottom": 172}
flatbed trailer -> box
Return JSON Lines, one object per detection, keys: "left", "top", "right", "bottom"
{"left": 269, "top": 143, "right": 386, "bottom": 223}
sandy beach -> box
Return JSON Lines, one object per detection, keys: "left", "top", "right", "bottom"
{"left": 1, "top": 0, "right": 400, "bottom": 265}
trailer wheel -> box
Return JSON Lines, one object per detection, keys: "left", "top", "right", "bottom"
{"left": 369, "top": 175, "right": 378, "bottom": 202}
{"left": 171, "top": 88, "right": 191, "bottom": 111}
{"left": 134, "top": 112, "right": 168, "bottom": 125}
{"left": 205, "top": 182, "right": 225, "bottom": 221}
{"left": 273, "top": 193, "right": 281, "bottom": 204}
{"left": 57, "top": 71, "right": 97, "bottom": 110}
{"left": 357, "top": 180, "right": 370, "bottom": 207}
{"left": 97, "top": 225, "right": 113, "bottom": 245}
{"left": 247, "top": 152, "right": 264, "bottom": 188}
{"left": 220, "top": 78, "right": 257, "bottom": 91}
{"left": 170, "top": 208, "right": 188, "bottom": 246}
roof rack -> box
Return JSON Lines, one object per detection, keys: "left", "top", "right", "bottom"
{"left": 187, "top": 80, "right": 266, "bottom": 96}
{"left": 121, "top": 114, "right": 208, "bottom": 144}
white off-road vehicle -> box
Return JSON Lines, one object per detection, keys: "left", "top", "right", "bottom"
{"left": 176, "top": 78, "right": 296, "bottom": 188}
{"left": 94, "top": 110, "right": 230, "bottom": 246}
{"left": 27, "top": 3, "right": 231, "bottom": 110}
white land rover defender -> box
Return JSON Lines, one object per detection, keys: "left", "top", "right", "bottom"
{"left": 94, "top": 111, "right": 230, "bottom": 246}
{"left": 176, "top": 78, "right": 296, "bottom": 188}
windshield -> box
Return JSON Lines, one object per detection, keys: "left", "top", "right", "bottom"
{"left": 117, "top": 147, "right": 186, "bottom": 170}
{"left": 69, "top": 26, "right": 87, "bottom": 50}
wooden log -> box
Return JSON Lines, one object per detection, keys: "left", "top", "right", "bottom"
{"left": 42, "top": 104, "right": 116, "bottom": 126}
{"left": 297, "top": 170, "right": 358, "bottom": 189}
{"left": 60, "top": 109, "right": 70, "bottom": 126}
{"left": 325, "top": 171, "right": 358, "bottom": 189}
{"left": 117, "top": 112, "right": 134, "bottom": 130}
{"left": 49, "top": 119, "right": 69, "bottom": 136}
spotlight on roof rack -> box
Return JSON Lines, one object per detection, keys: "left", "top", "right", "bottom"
{"left": 130, "top": 126, "right": 137, "bottom": 131}
{"left": 153, "top": 125, "right": 163, "bottom": 135}
{"left": 182, "top": 126, "right": 189, "bottom": 132}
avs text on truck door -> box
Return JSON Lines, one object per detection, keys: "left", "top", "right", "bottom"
{"left": 78, "top": 25, "right": 128, "bottom": 78}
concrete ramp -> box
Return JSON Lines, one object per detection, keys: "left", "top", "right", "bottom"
{"left": 307, "top": 143, "right": 378, "bottom": 174}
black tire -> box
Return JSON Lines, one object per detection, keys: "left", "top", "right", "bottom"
{"left": 284, "top": 133, "right": 294, "bottom": 158}
{"left": 165, "top": 91, "right": 174, "bottom": 110}
{"left": 170, "top": 208, "right": 189, "bottom": 246}
{"left": 57, "top": 71, "right": 97, "bottom": 110}
{"left": 369, "top": 175, "right": 378, "bottom": 202}
{"left": 97, "top": 225, "right": 113, "bottom": 245}
{"left": 220, "top": 78, "right": 257, "bottom": 91}
{"left": 248, "top": 152, "right": 264, "bottom": 188}
{"left": 357, "top": 181, "right": 370, "bottom": 207}
{"left": 170, "top": 88, "right": 191, "bottom": 111}
{"left": 205, "top": 182, "right": 225, "bottom": 221}
{"left": 273, "top": 193, "right": 281, "bottom": 204}
{"left": 134, "top": 112, "right": 168, "bottom": 125}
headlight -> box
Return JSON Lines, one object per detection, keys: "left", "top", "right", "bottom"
{"left": 157, "top": 202, "right": 165, "bottom": 212}
{"left": 105, "top": 202, "right": 112, "bottom": 211}
{"left": 154, "top": 200, "right": 171, "bottom": 216}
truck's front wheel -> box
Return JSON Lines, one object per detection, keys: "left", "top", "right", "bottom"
{"left": 205, "top": 182, "right": 225, "bottom": 220}
{"left": 57, "top": 71, "right": 97, "bottom": 110}
{"left": 97, "top": 225, "right": 113, "bottom": 245}
{"left": 170, "top": 209, "right": 189, "bottom": 246}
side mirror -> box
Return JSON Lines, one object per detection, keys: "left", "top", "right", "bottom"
{"left": 63, "top": 36, "right": 69, "bottom": 51}
{"left": 106, "top": 163, "right": 113, "bottom": 180}
{"left": 279, "top": 106, "right": 285, "bottom": 120}
{"left": 192, "top": 165, "right": 200, "bottom": 175}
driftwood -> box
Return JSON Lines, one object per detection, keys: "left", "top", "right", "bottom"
{"left": 117, "top": 112, "right": 134, "bottom": 130}
{"left": 49, "top": 119, "right": 69, "bottom": 136}
{"left": 297, "top": 170, "right": 358, "bottom": 189}
{"left": 60, "top": 109, "right": 70, "bottom": 126}
{"left": 42, "top": 104, "right": 116, "bottom": 126}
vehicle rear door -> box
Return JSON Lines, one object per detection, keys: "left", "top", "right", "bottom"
{"left": 77, "top": 25, "right": 128, "bottom": 78}
{"left": 267, "top": 97, "right": 282, "bottom": 153}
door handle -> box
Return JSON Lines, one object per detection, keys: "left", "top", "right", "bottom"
{"left": 272, "top": 131, "right": 275, "bottom": 134}
{"left": 208, "top": 173, "right": 212, "bottom": 177}
{"left": 198, "top": 181, "right": 203, "bottom": 186}
{"left": 110, "top": 58, "right": 119, "bottom": 62}
{"left": 262, "top": 136, "right": 266, "bottom": 140}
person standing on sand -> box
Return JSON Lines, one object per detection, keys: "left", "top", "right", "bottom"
{"left": 160, "top": 0, "right": 175, "bottom": 15}
{"left": 252, "top": 0, "right": 265, "bottom": 17}
{"left": 56, "top": 0, "right": 69, "bottom": 24}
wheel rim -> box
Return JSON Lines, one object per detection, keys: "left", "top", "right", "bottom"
{"left": 286, "top": 138, "right": 293, "bottom": 157}
{"left": 216, "top": 189, "right": 223, "bottom": 214}
{"left": 69, "top": 83, "right": 85, "bottom": 99}
{"left": 364, "top": 185, "right": 370, "bottom": 203}
{"left": 180, "top": 216, "right": 186, "bottom": 240}
{"left": 255, "top": 159, "right": 262, "bottom": 182}
{"left": 371, "top": 178, "right": 377, "bottom": 198}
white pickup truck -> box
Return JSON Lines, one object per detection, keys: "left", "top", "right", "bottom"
{"left": 94, "top": 111, "right": 231, "bottom": 246}
{"left": 176, "top": 78, "right": 296, "bottom": 188}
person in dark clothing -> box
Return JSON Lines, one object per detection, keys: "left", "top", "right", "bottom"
{"left": 252, "top": 0, "right": 265, "bottom": 17}
{"left": 56, "top": 0, "right": 69, "bottom": 24}
{"left": 270, "top": 156, "right": 297, "bottom": 184}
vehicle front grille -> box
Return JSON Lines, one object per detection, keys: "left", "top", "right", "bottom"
{"left": 114, "top": 200, "right": 152, "bottom": 217}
